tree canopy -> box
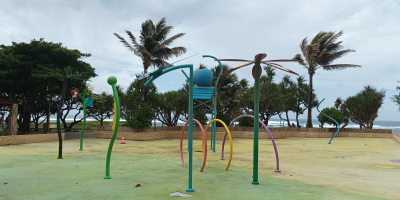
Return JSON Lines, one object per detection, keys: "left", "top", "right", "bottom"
{"left": 0, "top": 39, "right": 96, "bottom": 133}
{"left": 341, "top": 86, "right": 385, "bottom": 129}
{"left": 317, "top": 107, "right": 344, "bottom": 128}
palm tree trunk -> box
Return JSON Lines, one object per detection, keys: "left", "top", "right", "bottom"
{"left": 306, "top": 73, "right": 314, "bottom": 128}
{"left": 57, "top": 77, "right": 67, "bottom": 159}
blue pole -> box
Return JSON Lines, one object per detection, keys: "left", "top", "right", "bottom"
{"left": 317, "top": 98, "right": 340, "bottom": 144}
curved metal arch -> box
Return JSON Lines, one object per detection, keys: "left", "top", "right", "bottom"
{"left": 202, "top": 55, "right": 224, "bottom": 152}
{"left": 180, "top": 119, "right": 208, "bottom": 172}
{"left": 317, "top": 98, "right": 340, "bottom": 144}
{"left": 204, "top": 119, "right": 234, "bottom": 171}
{"left": 144, "top": 64, "right": 193, "bottom": 86}
{"left": 221, "top": 115, "right": 281, "bottom": 172}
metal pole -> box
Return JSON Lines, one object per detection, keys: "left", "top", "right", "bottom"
{"left": 212, "top": 95, "right": 217, "bottom": 152}
{"left": 252, "top": 63, "right": 260, "bottom": 185}
{"left": 186, "top": 66, "right": 195, "bottom": 192}
{"left": 104, "top": 77, "right": 121, "bottom": 179}
{"left": 79, "top": 88, "right": 88, "bottom": 151}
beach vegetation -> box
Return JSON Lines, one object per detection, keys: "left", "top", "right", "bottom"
{"left": 293, "top": 31, "right": 361, "bottom": 128}
{"left": 125, "top": 103, "right": 155, "bottom": 129}
{"left": 340, "top": 86, "right": 385, "bottom": 129}
{"left": 317, "top": 107, "right": 344, "bottom": 128}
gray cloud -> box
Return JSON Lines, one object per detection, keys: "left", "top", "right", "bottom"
{"left": 1, "top": 0, "right": 399, "bottom": 120}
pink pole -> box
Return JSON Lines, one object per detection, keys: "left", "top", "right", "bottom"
{"left": 180, "top": 119, "right": 208, "bottom": 172}
{"left": 221, "top": 115, "right": 281, "bottom": 172}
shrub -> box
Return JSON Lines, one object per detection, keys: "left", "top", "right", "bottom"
{"left": 237, "top": 111, "right": 254, "bottom": 127}
{"left": 216, "top": 113, "right": 233, "bottom": 127}
{"left": 317, "top": 107, "right": 344, "bottom": 128}
{"left": 126, "top": 103, "right": 155, "bottom": 129}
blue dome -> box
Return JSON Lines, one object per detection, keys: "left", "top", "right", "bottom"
{"left": 193, "top": 69, "right": 213, "bottom": 87}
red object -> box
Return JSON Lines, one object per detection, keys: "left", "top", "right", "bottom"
{"left": 71, "top": 88, "right": 79, "bottom": 98}
{"left": 252, "top": 65, "right": 262, "bottom": 79}
{"left": 121, "top": 136, "right": 125, "bottom": 144}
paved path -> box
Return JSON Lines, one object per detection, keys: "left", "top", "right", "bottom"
{"left": 64, "top": 131, "right": 93, "bottom": 140}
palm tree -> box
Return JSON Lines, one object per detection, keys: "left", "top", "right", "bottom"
{"left": 114, "top": 17, "right": 187, "bottom": 102}
{"left": 293, "top": 31, "right": 361, "bottom": 128}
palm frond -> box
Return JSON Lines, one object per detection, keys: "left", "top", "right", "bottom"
{"left": 126, "top": 31, "right": 151, "bottom": 58}
{"left": 317, "top": 31, "right": 334, "bottom": 50}
{"left": 154, "top": 26, "right": 172, "bottom": 42}
{"left": 325, "top": 31, "right": 343, "bottom": 46}
{"left": 171, "top": 47, "right": 187, "bottom": 57}
{"left": 311, "top": 31, "right": 325, "bottom": 44}
{"left": 155, "top": 17, "right": 167, "bottom": 32}
{"left": 149, "top": 59, "right": 170, "bottom": 68}
{"left": 322, "top": 64, "right": 361, "bottom": 71}
{"left": 307, "top": 43, "right": 318, "bottom": 61}
{"left": 300, "top": 37, "right": 309, "bottom": 60}
{"left": 160, "top": 33, "right": 186, "bottom": 47}
{"left": 318, "top": 49, "right": 355, "bottom": 65}
{"left": 292, "top": 54, "right": 307, "bottom": 67}
{"left": 114, "top": 33, "right": 140, "bottom": 56}
{"left": 140, "top": 19, "right": 155, "bottom": 42}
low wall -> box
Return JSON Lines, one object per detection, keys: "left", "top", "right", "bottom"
{"left": 94, "top": 126, "right": 393, "bottom": 141}
{"left": 0, "top": 133, "right": 65, "bottom": 146}
{"left": 393, "top": 134, "right": 400, "bottom": 144}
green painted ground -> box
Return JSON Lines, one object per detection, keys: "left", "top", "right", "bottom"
{"left": 0, "top": 153, "right": 384, "bottom": 200}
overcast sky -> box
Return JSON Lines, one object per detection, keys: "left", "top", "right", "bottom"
{"left": 1, "top": 0, "right": 399, "bottom": 121}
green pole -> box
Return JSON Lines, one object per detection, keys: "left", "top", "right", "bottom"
{"left": 252, "top": 63, "right": 260, "bottom": 185}
{"left": 144, "top": 64, "right": 194, "bottom": 191}
{"left": 202, "top": 55, "right": 223, "bottom": 153}
{"left": 212, "top": 95, "right": 217, "bottom": 152}
{"left": 210, "top": 108, "right": 214, "bottom": 150}
{"left": 104, "top": 76, "right": 120, "bottom": 179}
{"left": 78, "top": 88, "right": 88, "bottom": 151}
{"left": 186, "top": 66, "right": 195, "bottom": 192}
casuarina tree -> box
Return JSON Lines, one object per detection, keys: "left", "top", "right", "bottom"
{"left": 34, "top": 66, "right": 94, "bottom": 159}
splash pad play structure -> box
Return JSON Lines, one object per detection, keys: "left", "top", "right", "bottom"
{"left": 103, "top": 53, "right": 299, "bottom": 192}
{"left": 317, "top": 98, "right": 340, "bottom": 144}
{"left": 104, "top": 76, "right": 121, "bottom": 179}
{"left": 220, "top": 115, "right": 281, "bottom": 172}
{"left": 215, "top": 53, "right": 300, "bottom": 184}
{"left": 71, "top": 86, "right": 94, "bottom": 151}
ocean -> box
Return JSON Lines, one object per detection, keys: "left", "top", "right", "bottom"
{"left": 45, "top": 116, "right": 400, "bottom": 134}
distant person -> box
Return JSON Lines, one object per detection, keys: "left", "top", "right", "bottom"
{"left": 4, "top": 116, "right": 9, "bottom": 131}
{"left": 292, "top": 123, "right": 296, "bottom": 127}
{"left": 0, "top": 113, "right": 4, "bottom": 131}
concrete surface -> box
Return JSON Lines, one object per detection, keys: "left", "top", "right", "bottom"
{"left": 1, "top": 137, "right": 399, "bottom": 199}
